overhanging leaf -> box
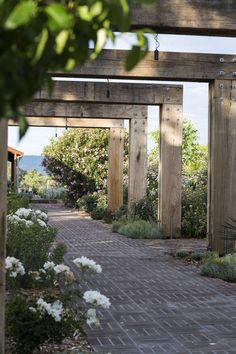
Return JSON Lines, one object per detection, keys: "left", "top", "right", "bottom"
{"left": 5, "top": 0, "right": 37, "bottom": 30}
{"left": 18, "top": 115, "right": 29, "bottom": 139}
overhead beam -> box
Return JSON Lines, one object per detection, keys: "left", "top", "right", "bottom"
{"left": 53, "top": 50, "right": 236, "bottom": 82}
{"left": 22, "top": 102, "right": 146, "bottom": 119}
{"left": 35, "top": 82, "right": 183, "bottom": 105}
{"left": 9, "top": 118, "right": 124, "bottom": 129}
{"left": 131, "top": 1, "right": 236, "bottom": 37}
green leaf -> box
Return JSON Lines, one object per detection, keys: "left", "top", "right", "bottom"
{"left": 90, "top": 29, "right": 107, "bottom": 60}
{"left": 5, "top": 0, "right": 37, "bottom": 29}
{"left": 33, "top": 28, "right": 48, "bottom": 63}
{"left": 55, "top": 30, "right": 69, "bottom": 54}
{"left": 65, "top": 58, "right": 76, "bottom": 72}
{"left": 18, "top": 115, "right": 29, "bottom": 139}
{"left": 45, "top": 3, "right": 74, "bottom": 31}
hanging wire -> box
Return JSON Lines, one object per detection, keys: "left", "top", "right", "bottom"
{"left": 154, "top": 34, "right": 160, "bottom": 61}
{"left": 55, "top": 128, "right": 58, "bottom": 138}
{"left": 106, "top": 78, "right": 110, "bottom": 98}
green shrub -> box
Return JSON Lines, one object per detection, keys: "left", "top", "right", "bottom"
{"left": 190, "top": 251, "right": 206, "bottom": 261}
{"left": 77, "top": 193, "right": 98, "bottom": 212}
{"left": 175, "top": 250, "right": 189, "bottom": 258}
{"left": 7, "top": 221, "right": 57, "bottom": 271}
{"left": 130, "top": 196, "right": 157, "bottom": 221}
{"left": 112, "top": 219, "right": 162, "bottom": 239}
{"left": 200, "top": 252, "right": 236, "bottom": 282}
{"left": 51, "top": 243, "right": 67, "bottom": 264}
{"left": 7, "top": 192, "right": 29, "bottom": 214}
{"left": 114, "top": 204, "right": 129, "bottom": 220}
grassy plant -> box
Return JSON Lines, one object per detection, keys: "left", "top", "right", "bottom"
{"left": 7, "top": 191, "right": 29, "bottom": 214}
{"left": 112, "top": 219, "right": 162, "bottom": 239}
{"left": 51, "top": 243, "right": 67, "bottom": 264}
{"left": 200, "top": 252, "right": 236, "bottom": 283}
{"left": 175, "top": 250, "right": 189, "bottom": 258}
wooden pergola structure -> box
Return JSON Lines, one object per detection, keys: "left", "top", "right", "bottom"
{"left": 7, "top": 147, "right": 24, "bottom": 192}
{"left": 10, "top": 82, "right": 183, "bottom": 238}
{"left": 1, "top": 3, "right": 236, "bottom": 351}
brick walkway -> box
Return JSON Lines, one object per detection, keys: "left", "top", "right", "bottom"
{"left": 44, "top": 205, "right": 236, "bottom": 354}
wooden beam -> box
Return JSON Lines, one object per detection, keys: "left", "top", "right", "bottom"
{"left": 9, "top": 118, "right": 124, "bottom": 128}
{"left": 108, "top": 128, "right": 124, "bottom": 212}
{"left": 159, "top": 104, "right": 182, "bottom": 238}
{"left": 0, "top": 119, "right": 8, "bottom": 354}
{"left": 128, "top": 118, "right": 147, "bottom": 206}
{"left": 35, "top": 82, "right": 183, "bottom": 105}
{"left": 22, "top": 102, "right": 146, "bottom": 119}
{"left": 208, "top": 80, "right": 236, "bottom": 254}
{"left": 131, "top": 1, "right": 236, "bottom": 37}
{"left": 53, "top": 50, "right": 236, "bottom": 82}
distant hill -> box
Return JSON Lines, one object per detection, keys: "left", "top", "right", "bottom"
{"left": 19, "top": 155, "right": 47, "bottom": 175}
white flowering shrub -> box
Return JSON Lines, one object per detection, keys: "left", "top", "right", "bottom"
{"left": 73, "top": 256, "right": 102, "bottom": 273}
{"left": 7, "top": 208, "right": 57, "bottom": 272}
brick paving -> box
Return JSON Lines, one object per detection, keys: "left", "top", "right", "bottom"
{"left": 42, "top": 205, "right": 236, "bottom": 354}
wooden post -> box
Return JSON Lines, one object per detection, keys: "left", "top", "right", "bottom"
{"left": 159, "top": 104, "right": 183, "bottom": 238}
{"left": 0, "top": 119, "right": 8, "bottom": 354}
{"left": 208, "top": 80, "right": 236, "bottom": 254}
{"left": 128, "top": 118, "right": 147, "bottom": 207}
{"left": 108, "top": 128, "right": 124, "bottom": 212}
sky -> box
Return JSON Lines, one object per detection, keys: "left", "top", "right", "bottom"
{"left": 8, "top": 33, "right": 236, "bottom": 155}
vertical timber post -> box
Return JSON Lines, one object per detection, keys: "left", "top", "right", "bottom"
{"left": 128, "top": 118, "right": 147, "bottom": 207}
{"left": 208, "top": 80, "right": 236, "bottom": 254}
{"left": 159, "top": 104, "right": 183, "bottom": 238}
{"left": 0, "top": 119, "right": 8, "bottom": 354}
{"left": 108, "top": 128, "right": 124, "bottom": 212}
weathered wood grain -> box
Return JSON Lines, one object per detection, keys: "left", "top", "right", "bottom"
{"left": 108, "top": 128, "right": 124, "bottom": 212}
{"left": 9, "top": 118, "right": 124, "bottom": 128}
{"left": 53, "top": 50, "right": 236, "bottom": 82}
{"left": 35, "top": 82, "right": 183, "bottom": 105}
{"left": 131, "top": 1, "right": 236, "bottom": 37}
{"left": 0, "top": 119, "right": 8, "bottom": 354}
{"left": 128, "top": 118, "right": 147, "bottom": 206}
{"left": 159, "top": 104, "right": 182, "bottom": 238}
{"left": 208, "top": 80, "right": 236, "bottom": 254}
{"left": 22, "top": 102, "right": 147, "bottom": 119}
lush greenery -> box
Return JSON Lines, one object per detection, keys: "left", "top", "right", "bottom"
{"left": 6, "top": 202, "right": 111, "bottom": 353}
{"left": 19, "top": 169, "right": 48, "bottom": 195}
{"left": 7, "top": 191, "right": 29, "bottom": 214}
{"left": 200, "top": 252, "right": 236, "bottom": 283}
{"left": 0, "top": 0, "right": 154, "bottom": 135}
{"left": 112, "top": 218, "right": 162, "bottom": 239}
{"left": 43, "top": 128, "right": 128, "bottom": 206}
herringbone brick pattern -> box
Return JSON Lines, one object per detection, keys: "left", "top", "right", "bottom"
{"left": 43, "top": 205, "right": 236, "bottom": 354}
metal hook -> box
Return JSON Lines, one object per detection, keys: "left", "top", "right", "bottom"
{"left": 154, "top": 34, "right": 160, "bottom": 61}
{"left": 65, "top": 117, "right": 68, "bottom": 130}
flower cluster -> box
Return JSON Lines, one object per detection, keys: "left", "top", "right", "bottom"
{"left": 83, "top": 290, "right": 111, "bottom": 309}
{"left": 30, "top": 298, "right": 64, "bottom": 322}
{"left": 5, "top": 257, "right": 25, "bottom": 278}
{"left": 8, "top": 208, "right": 48, "bottom": 228}
{"left": 73, "top": 256, "right": 102, "bottom": 273}
{"left": 86, "top": 308, "right": 99, "bottom": 326}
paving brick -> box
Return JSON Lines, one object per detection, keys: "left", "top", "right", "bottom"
{"left": 37, "top": 204, "right": 236, "bottom": 354}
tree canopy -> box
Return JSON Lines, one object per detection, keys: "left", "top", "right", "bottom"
{"left": 0, "top": 0, "right": 155, "bottom": 136}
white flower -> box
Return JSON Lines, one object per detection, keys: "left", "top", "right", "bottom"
{"left": 37, "top": 219, "right": 47, "bottom": 228}
{"left": 83, "top": 291, "right": 111, "bottom": 309}
{"left": 23, "top": 220, "right": 34, "bottom": 227}
{"left": 36, "top": 298, "right": 63, "bottom": 322}
{"left": 73, "top": 256, "right": 102, "bottom": 273}
{"left": 29, "top": 306, "right": 37, "bottom": 313}
{"left": 7, "top": 215, "right": 22, "bottom": 223}
{"left": 54, "top": 264, "right": 71, "bottom": 274}
{"left": 15, "top": 208, "right": 33, "bottom": 219}
{"left": 86, "top": 308, "right": 99, "bottom": 326}
{"left": 35, "top": 210, "right": 48, "bottom": 221}
{"left": 43, "top": 261, "right": 55, "bottom": 270}
{"left": 5, "top": 256, "right": 25, "bottom": 278}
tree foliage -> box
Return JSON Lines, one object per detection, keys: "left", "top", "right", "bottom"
{"left": 0, "top": 0, "right": 155, "bottom": 136}
{"left": 20, "top": 169, "right": 48, "bottom": 195}
{"left": 42, "top": 128, "right": 128, "bottom": 206}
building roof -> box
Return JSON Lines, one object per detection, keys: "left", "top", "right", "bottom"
{"left": 8, "top": 146, "right": 24, "bottom": 157}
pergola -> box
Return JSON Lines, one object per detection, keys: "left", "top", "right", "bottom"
{"left": 7, "top": 147, "right": 24, "bottom": 192}
{"left": 10, "top": 82, "right": 183, "bottom": 238}
{"left": 1, "top": 3, "right": 236, "bottom": 351}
